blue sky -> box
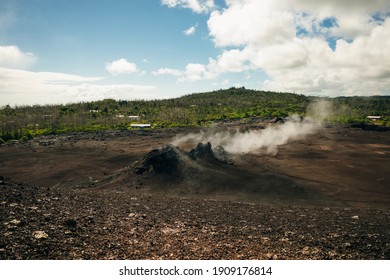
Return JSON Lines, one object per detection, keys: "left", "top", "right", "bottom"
{"left": 5, "top": 1, "right": 211, "bottom": 73}
{"left": 1, "top": 0, "right": 390, "bottom": 106}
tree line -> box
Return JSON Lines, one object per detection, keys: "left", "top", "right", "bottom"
{"left": 1, "top": 87, "right": 389, "bottom": 142}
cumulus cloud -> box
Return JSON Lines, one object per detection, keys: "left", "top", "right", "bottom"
{"left": 0, "top": 67, "right": 156, "bottom": 106}
{"left": 208, "top": 49, "right": 250, "bottom": 73}
{"left": 0, "top": 45, "right": 36, "bottom": 69}
{"left": 183, "top": 63, "right": 216, "bottom": 81}
{"left": 203, "top": 0, "right": 390, "bottom": 96}
{"left": 287, "top": 0, "right": 390, "bottom": 37}
{"left": 163, "top": 0, "right": 390, "bottom": 96}
{"left": 153, "top": 49, "right": 248, "bottom": 82}
{"left": 106, "top": 58, "right": 138, "bottom": 76}
{"left": 208, "top": 1, "right": 296, "bottom": 47}
{"left": 161, "top": 0, "right": 215, "bottom": 13}
{"left": 261, "top": 19, "right": 390, "bottom": 95}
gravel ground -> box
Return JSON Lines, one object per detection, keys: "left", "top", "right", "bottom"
{"left": 1, "top": 176, "right": 389, "bottom": 260}
{"left": 1, "top": 126, "right": 389, "bottom": 260}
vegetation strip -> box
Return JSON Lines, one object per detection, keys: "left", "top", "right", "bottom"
{"left": 1, "top": 88, "right": 389, "bottom": 142}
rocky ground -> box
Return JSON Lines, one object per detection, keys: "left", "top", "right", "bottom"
{"left": 1, "top": 125, "right": 389, "bottom": 259}
{"left": 1, "top": 176, "right": 389, "bottom": 260}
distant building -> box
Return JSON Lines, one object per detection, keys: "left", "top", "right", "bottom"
{"left": 367, "top": 116, "right": 381, "bottom": 120}
{"left": 128, "top": 115, "right": 140, "bottom": 120}
{"left": 130, "top": 124, "right": 151, "bottom": 128}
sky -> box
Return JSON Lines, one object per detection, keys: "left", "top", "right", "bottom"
{"left": 1, "top": 0, "right": 390, "bottom": 106}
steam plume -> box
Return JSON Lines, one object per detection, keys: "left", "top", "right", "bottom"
{"left": 172, "top": 99, "right": 333, "bottom": 155}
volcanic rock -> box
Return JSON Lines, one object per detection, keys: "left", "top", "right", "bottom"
{"left": 1, "top": 126, "right": 390, "bottom": 260}
{"left": 273, "top": 117, "right": 285, "bottom": 123}
{"left": 134, "top": 144, "right": 181, "bottom": 175}
{"left": 187, "top": 142, "right": 232, "bottom": 164}
{"left": 32, "top": 230, "right": 48, "bottom": 239}
{"left": 188, "top": 142, "right": 215, "bottom": 160}
{"left": 213, "top": 145, "right": 233, "bottom": 165}
{"left": 1, "top": 175, "right": 389, "bottom": 260}
{"left": 133, "top": 143, "right": 232, "bottom": 175}
{"left": 63, "top": 219, "right": 77, "bottom": 228}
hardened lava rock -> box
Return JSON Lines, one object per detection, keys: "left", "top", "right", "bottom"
{"left": 134, "top": 142, "right": 232, "bottom": 175}
{"left": 134, "top": 144, "right": 181, "bottom": 175}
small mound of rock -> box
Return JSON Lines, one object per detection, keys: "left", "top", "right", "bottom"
{"left": 134, "top": 144, "right": 181, "bottom": 175}
{"left": 189, "top": 142, "right": 232, "bottom": 164}
{"left": 134, "top": 142, "right": 232, "bottom": 175}
{"left": 188, "top": 142, "right": 215, "bottom": 160}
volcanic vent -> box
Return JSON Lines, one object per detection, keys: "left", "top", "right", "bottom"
{"left": 91, "top": 140, "right": 331, "bottom": 206}
{"left": 133, "top": 142, "right": 231, "bottom": 176}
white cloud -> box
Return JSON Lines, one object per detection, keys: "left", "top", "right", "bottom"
{"left": 153, "top": 63, "right": 216, "bottom": 82}
{"left": 183, "top": 23, "right": 198, "bottom": 36}
{"left": 183, "top": 63, "right": 216, "bottom": 81}
{"left": 208, "top": 49, "right": 249, "bottom": 73}
{"left": 153, "top": 67, "right": 182, "bottom": 77}
{"left": 208, "top": 0, "right": 295, "bottom": 47}
{"left": 106, "top": 58, "right": 138, "bottom": 76}
{"left": 0, "top": 67, "right": 156, "bottom": 106}
{"left": 63, "top": 83, "right": 157, "bottom": 103}
{"left": 153, "top": 48, "right": 251, "bottom": 82}
{"left": 0, "top": 45, "right": 36, "bottom": 69}
{"left": 288, "top": 1, "right": 389, "bottom": 39}
{"left": 202, "top": 0, "right": 390, "bottom": 96}
{"left": 261, "top": 20, "right": 390, "bottom": 95}
{"left": 161, "top": 0, "right": 215, "bottom": 13}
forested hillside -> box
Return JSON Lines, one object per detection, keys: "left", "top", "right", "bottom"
{"left": 1, "top": 87, "right": 389, "bottom": 141}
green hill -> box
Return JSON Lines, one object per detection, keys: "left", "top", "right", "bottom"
{"left": 1, "top": 87, "right": 389, "bottom": 141}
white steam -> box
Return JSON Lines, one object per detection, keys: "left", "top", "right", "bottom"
{"left": 172, "top": 99, "right": 332, "bottom": 155}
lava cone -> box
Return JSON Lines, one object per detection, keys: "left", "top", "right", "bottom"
{"left": 133, "top": 142, "right": 232, "bottom": 176}
{"left": 134, "top": 144, "right": 181, "bottom": 175}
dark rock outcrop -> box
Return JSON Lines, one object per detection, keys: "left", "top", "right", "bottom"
{"left": 188, "top": 142, "right": 215, "bottom": 160}
{"left": 134, "top": 144, "right": 180, "bottom": 175}
{"left": 134, "top": 142, "right": 232, "bottom": 175}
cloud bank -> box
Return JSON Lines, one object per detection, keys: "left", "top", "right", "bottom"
{"left": 0, "top": 46, "right": 156, "bottom": 106}
{"left": 163, "top": 0, "right": 390, "bottom": 96}
{"left": 0, "top": 67, "right": 157, "bottom": 106}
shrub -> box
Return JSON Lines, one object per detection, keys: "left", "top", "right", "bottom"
{"left": 19, "top": 136, "right": 29, "bottom": 143}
